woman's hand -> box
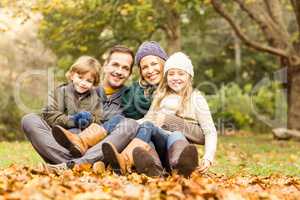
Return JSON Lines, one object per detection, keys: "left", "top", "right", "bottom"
{"left": 197, "top": 159, "right": 212, "bottom": 174}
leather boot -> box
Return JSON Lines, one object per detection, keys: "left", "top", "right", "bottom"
{"left": 133, "top": 146, "right": 164, "bottom": 177}
{"left": 52, "top": 123, "right": 107, "bottom": 157}
{"left": 168, "top": 140, "right": 198, "bottom": 177}
{"left": 102, "top": 138, "right": 151, "bottom": 174}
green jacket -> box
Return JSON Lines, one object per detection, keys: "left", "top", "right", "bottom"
{"left": 41, "top": 83, "right": 103, "bottom": 128}
{"left": 121, "top": 81, "right": 156, "bottom": 120}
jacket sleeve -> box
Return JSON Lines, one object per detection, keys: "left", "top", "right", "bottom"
{"left": 91, "top": 96, "right": 104, "bottom": 125}
{"left": 41, "top": 87, "right": 76, "bottom": 128}
{"left": 121, "top": 85, "right": 139, "bottom": 119}
{"left": 193, "top": 92, "right": 218, "bottom": 163}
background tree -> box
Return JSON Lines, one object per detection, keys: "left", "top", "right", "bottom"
{"left": 211, "top": 0, "right": 300, "bottom": 130}
{"left": 0, "top": 0, "right": 288, "bottom": 139}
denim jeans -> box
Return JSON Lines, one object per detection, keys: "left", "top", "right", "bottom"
{"left": 69, "top": 114, "right": 125, "bottom": 135}
{"left": 135, "top": 121, "right": 187, "bottom": 170}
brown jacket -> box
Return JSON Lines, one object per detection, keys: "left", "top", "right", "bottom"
{"left": 41, "top": 83, "right": 103, "bottom": 128}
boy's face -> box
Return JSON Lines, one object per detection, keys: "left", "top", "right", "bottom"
{"left": 103, "top": 52, "right": 133, "bottom": 89}
{"left": 71, "top": 72, "right": 94, "bottom": 93}
{"left": 167, "top": 68, "right": 189, "bottom": 93}
{"left": 140, "top": 55, "right": 163, "bottom": 86}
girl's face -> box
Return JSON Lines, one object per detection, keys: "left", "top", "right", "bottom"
{"left": 71, "top": 72, "right": 95, "bottom": 93}
{"left": 167, "top": 68, "right": 189, "bottom": 93}
{"left": 140, "top": 55, "right": 164, "bottom": 86}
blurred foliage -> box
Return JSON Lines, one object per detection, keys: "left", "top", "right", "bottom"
{"left": 0, "top": 0, "right": 289, "bottom": 140}
{"left": 207, "top": 82, "right": 287, "bottom": 131}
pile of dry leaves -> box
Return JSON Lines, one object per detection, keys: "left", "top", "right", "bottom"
{"left": 0, "top": 164, "right": 299, "bottom": 200}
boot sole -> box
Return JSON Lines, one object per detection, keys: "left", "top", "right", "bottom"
{"left": 102, "top": 142, "right": 122, "bottom": 174}
{"left": 133, "top": 147, "right": 163, "bottom": 177}
{"left": 52, "top": 126, "right": 83, "bottom": 157}
{"left": 175, "top": 145, "right": 198, "bottom": 177}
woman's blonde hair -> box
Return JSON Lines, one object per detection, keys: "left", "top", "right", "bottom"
{"left": 150, "top": 71, "right": 193, "bottom": 115}
{"left": 65, "top": 56, "right": 102, "bottom": 86}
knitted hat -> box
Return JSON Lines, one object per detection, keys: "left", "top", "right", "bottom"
{"left": 135, "top": 41, "right": 168, "bottom": 66}
{"left": 164, "top": 52, "right": 194, "bottom": 77}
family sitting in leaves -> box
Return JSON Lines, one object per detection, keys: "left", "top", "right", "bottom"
{"left": 21, "top": 41, "right": 217, "bottom": 177}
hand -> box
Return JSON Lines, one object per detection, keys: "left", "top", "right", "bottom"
{"left": 72, "top": 111, "right": 92, "bottom": 129}
{"left": 78, "top": 111, "right": 92, "bottom": 121}
{"left": 77, "top": 118, "right": 90, "bottom": 129}
{"left": 197, "top": 159, "right": 212, "bottom": 174}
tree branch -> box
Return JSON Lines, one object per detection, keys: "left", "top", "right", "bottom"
{"left": 211, "top": 0, "right": 288, "bottom": 58}
{"left": 263, "top": 0, "right": 290, "bottom": 40}
{"left": 233, "top": 0, "right": 289, "bottom": 48}
{"left": 291, "top": 0, "right": 300, "bottom": 41}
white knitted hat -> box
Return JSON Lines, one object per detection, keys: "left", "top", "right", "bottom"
{"left": 164, "top": 52, "right": 194, "bottom": 77}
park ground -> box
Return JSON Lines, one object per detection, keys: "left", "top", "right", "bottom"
{"left": 0, "top": 133, "right": 299, "bottom": 199}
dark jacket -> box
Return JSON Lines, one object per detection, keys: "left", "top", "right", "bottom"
{"left": 97, "top": 86, "right": 128, "bottom": 122}
{"left": 42, "top": 83, "right": 103, "bottom": 128}
{"left": 121, "top": 81, "right": 156, "bottom": 120}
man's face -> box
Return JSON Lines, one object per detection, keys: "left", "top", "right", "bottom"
{"left": 103, "top": 52, "right": 133, "bottom": 89}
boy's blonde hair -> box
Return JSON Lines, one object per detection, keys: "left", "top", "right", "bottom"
{"left": 65, "top": 56, "right": 101, "bottom": 86}
{"left": 150, "top": 72, "right": 193, "bottom": 115}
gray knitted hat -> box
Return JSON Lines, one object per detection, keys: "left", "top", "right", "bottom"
{"left": 135, "top": 41, "right": 168, "bottom": 66}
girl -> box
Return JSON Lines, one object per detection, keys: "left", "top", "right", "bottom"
{"left": 45, "top": 56, "right": 125, "bottom": 157}
{"left": 103, "top": 52, "right": 217, "bottom": 177}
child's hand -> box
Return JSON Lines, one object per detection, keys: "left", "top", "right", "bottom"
{"left": 197, "top": 159, "right": 212, "bottom": 174}
{"left": 77, "top": 118, "right": 90, "bottom": 129}
{"left": 72, "top": 111, "right": 92, "bottom": 129}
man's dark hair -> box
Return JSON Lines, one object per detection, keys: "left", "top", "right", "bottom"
{"left": 106, "top": 45, "right": 135, "bottom": 70}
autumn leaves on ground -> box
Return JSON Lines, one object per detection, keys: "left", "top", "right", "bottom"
{"left": 0, "top": 133, "right": 299, "bottom": 200}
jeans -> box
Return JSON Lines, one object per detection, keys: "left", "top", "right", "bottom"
{"left": 135, "top": 121, "right": 187, "bottom": 170}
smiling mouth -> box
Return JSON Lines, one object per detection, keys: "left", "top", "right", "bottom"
{"left": 171, "top": 81, "right": 183, "bottom": 86}
{"left": 148, "top": 73, "right": 159, "bottom": 80}
{"left": 111, "top": 73, "right": 123, "bottom": 81}
{"left": 79, "top": 86, "right": 88, "bottom": 90}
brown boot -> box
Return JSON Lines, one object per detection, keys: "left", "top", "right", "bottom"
{"left": 52, "top": 123, "right": 107, "bottom": 157}
{"left": 133, "top": 146, "right": 164, "bottom": 177}
{"left": 102, "top": 138, "right": 152, "bottom": 174}
{"left": 168, "top": 140, "right": 198, "bottom": 177}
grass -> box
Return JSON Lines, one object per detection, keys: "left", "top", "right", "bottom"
{"left": 0, "top": 134, "right": 299, "bottom": 177}
{"left": 0, "top": 141, "right": 42, "bottom": 168}
{"left": 208, "top": 133, "right": 300, "bottom": 177}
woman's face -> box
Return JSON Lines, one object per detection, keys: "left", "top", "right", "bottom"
{"left": 167, "top": 68, "right": 189, "bottom": 93}
{"left": 71, "top": 72, "right": 94, "bottom": 93}
{"left": 140, "top": 55, "right": 163, "bottom": 86}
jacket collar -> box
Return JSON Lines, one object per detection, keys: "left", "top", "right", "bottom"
{"left": 98, "top": 85, "right": 127, "bottom": 102}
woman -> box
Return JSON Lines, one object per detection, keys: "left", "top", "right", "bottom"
{"left": 122, "top": 41, "right": 168, "bottom": 119}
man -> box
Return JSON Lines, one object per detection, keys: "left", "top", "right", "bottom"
{"left": 21, "top": 45, "right": 138, "bottom": 169}
{"left": 99, "top": 46, "right": 134, "bottom": 121}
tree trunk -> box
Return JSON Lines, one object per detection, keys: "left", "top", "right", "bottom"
{"left": 233, "top": 31, "right": 241, "bottom": 84}
{"left": 165, "top": 11, "right": 181, "bottom": 54}
{"left": 165, "top": 26, "right": 181, "bottom": 54}
{"left": 287, "top": 66, "right": 300, "bottom": 130}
